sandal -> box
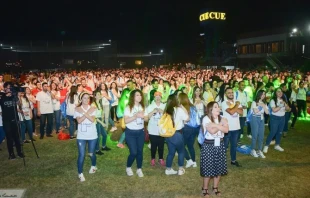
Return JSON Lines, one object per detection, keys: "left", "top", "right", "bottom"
{"left": 201, "top": 188, "right": 210, "bottom": 197}
{"left": 213, "top": 187, "right": 221, "bottom": 196}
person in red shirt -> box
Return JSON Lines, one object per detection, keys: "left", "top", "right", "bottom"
{"left": 81, "top": 79, "right": 92, "bottom": 95}
{"left": 58, "top": 78, "right": 72, "bottom": 129}
{"left": 31, "top": 82, "right": 42, "bottom": 136}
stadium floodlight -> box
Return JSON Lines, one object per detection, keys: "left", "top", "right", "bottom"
{"left": 149, "top": 52, "right": 152, "bottom": 55}
{"left": 160, "top": 49, "right": 163, "bottom": 53}
{"left": 0, "top": 44, "right": 2, "bottom": 46}
{"left": 292, "top": 28, "right": 297, "bottom": 33}
{"left": 10, "top": 46, "right": 12, "bottom": 49}
{"left": 109, "top": 40, "right": 111, "bottom": 42}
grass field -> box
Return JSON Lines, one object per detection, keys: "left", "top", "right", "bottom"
{"left": 0, "top": 120, "right": 310, "bottom": 198}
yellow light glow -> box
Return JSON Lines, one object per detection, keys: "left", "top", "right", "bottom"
{"left": 199, "top": 12, "right": 226, "bottom": 21}
{"left": 135, "top": 60, "right": 142, "bottom": 65}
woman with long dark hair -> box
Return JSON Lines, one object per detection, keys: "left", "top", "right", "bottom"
{"left": 164, "top": 94, "right": 189, "bottom": 176}
{"left": 124, "top": 89, "right": 145, "bottom": 177}
{"left": 18, "top": 88, "right": 34, "bottom": 143}
{"left": 250, "top": 90, "right": 269, "bottom": 158}
{"left": 74, "top": 92, "right": 98, "bottom": 182}
{"left": 263, "top": 88, "right": 290, "bottom": 154}
{"left": 179, "top": 92, "right": 200, "bottom": 168}
{"left": 92, "top": 91, "right": 110, "bottom": 155}
{"left": 66, "top": 86, "right": 78, "bottom": 139}
{"left": 51, "top": 82, "right": 61, "bottom": 133}
{"left": 200, "top": 101, "right": 228, "bottom": 197}
{"left": 109, "top": 82, "right": 121, "bottom": 124}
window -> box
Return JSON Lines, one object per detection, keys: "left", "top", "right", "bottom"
{"left": 272, "top": 42, "right": 279, "bottom": 53}
{"left": 256, "top": 44, "right": 262, "bottom": 53}
{"left": 241, "top": 45, "right": 247, "bottom": 54}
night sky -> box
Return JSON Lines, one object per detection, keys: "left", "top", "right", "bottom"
{"left": 1, "top": 0, "right": 309, "bottom": 61}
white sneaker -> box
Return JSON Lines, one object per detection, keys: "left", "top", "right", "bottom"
{"left": 126, "top": 167, "right": 134, "bottom": 176}
{"left": 78, "top": 173, "right": 85, "bottom": 182}
{"left": 240, "top": 134, "right": 243, "bottom": 139}
{"left": 178, "top": 168, "right": 185, "bottom": 176}
{"left": 165, "top": 168, "right": 178, "bottom": 175}
{"left": 192, "top": 162, "right": 197, "bottom": 168}
{"left": 250, "top": 149, "right": 258, "bottom": 158}
{"left": 185, "top": 159, "right": 195, "bottom": 168}
{"left": 274, "top": 145, "right": 284, "bottom": 152}
{"left": 270, "top": 140, "right": 276, "bottom": 145}
{"left": 257, "top": 150, "right": 266, "bottom": 159}
{"left": 247, "top": 135, "right": 252, "bottom": 139}
{"left": 136, "top": 169, "right": 144, "bottom": 177}
{"left": 263, "top": 146, "right": 269, "bottom": 153}
{"left": 89, "top": 166, "right": 97, "bottom": 174}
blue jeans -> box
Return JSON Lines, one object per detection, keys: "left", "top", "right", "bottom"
{"left": 125, "top": 128, "right": 145, "bottom": 169}
{"left": 60, "top": 102, "right": 67, "bottom": 127}
{"left": 77, "top": 139, "right": 97, "bottom": 174}
{"left": 54, "top": 110, "right": 61, "bottom": 132}
{"left": 95, "top": 119, "right": 107, "bottom": 151}
{"left": 265, "top": 115, "right": 285, "bottom": 146}
{"left": 183, "top": 125, "right": 199, "bottom": 162}
{"left": 250, "top": 116, "right": 265, "bottom": 150}
{"left": 40, "top": 113, "right": 53, "bottom": 137}
{"left": 238, "top": 117, "right": 246, "bottom": 141}
{"left": 166, "top": 131, "right": 185, "bottom": 168}
{"left": 67, "top": 115, "right": 75, "bottom": 137}
{"left": 0, "top": 126, "right": 5, "bottom": 144}
{"left": 283, "top": 112, "right": 291, "bottom": 132}
{"left": 20, "top": 120, "right": 33, "bottom": 141}
{"left": 224, "top": 130, "right": 239, "bottom": 162}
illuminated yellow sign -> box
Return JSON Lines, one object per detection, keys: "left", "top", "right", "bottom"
{"left": 199, "top": 12, "right": 226, "bottom": 21}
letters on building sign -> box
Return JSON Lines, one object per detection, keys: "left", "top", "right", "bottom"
{"left": 199, "top": 12, "right": 226, "bottom": 21}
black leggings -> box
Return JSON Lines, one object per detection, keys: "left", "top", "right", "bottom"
{"left": 291, "top": 102, "right": 298, "bottom": 127}
{"left": 110, "top": 105, "right": 118, "bottom": 121}
{"left": 296, "top": 100, "right": 307, "bottom": 118}
{"left": 149, "top": 134, "right": 165, "bottom": 159}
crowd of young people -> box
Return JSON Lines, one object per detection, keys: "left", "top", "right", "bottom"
{"left": 0, "top": 67, "right": 308, "bottom": 197}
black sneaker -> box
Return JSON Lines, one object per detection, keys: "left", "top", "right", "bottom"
{"left": 70, "top": 136, "right": 76, "bottom": 140}
{"left": 96, "top": 150, "right": 104, "bottom": 155}
{"left": 9, "top": 154, "right": 16, "bottom": 160}
{"left": 102, "top": 146, "right": 111, "bottom": 151}
{"left": 46, "top": 134, "right": 53, "bottom": 137}
{"left": 23, "top": 140, "right": 31, "bottom": 144}
{"left": 231, "top": 161, "right": 242, "bottom": 167}
{"left": 18, "top": 153, "right": 25, "bottom": 158}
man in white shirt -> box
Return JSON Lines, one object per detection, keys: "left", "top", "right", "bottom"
{"left": 235, "top": 81, "right": 251, "bottom": 141}
{"left": 222, "top": 87, "right": 243, "bottom": 167}
{"left": 36, "top": 82, "right": 54, "bottom": 139}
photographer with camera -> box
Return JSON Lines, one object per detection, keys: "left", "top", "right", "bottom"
{"left": 0, "top": 82, "right": 24, "bottom": 160}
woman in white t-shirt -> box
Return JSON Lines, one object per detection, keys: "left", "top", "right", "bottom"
{"left": 50, "top": 82, "right": 61, "bottom": 133}
{"left": 263, "top": 88, "right": 290, "bottom": 154}
{"left": 74, "top": 92, "right": 98, "bottom": 182}
{"left": 164, "top": 94, "right": 189, "bottom": 176}
{"left": 124, "top": 89, "right": 145, "bottom": 178}
{"left": 145, "top": 91, "right": 166, "bottom": 167}
{"left": 200, "top": 101, "right": 228, "bottom": 197}
{"left": 109, "top": 82, "right": 121, "bottom": 124}
{"left": 18, "top": 89, "right": 34, "bottom": 143}
{"left": 66, "top": 86, "right": 78, "bottom": 139}
{"left": 249, "top": 90, "right": 269, "bottom": 158}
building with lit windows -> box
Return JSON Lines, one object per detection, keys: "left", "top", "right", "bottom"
{"left": 236, "top": 27, "right": 310, "bottom": 69}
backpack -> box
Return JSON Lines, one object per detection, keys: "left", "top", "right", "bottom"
{"left": 109, "top": 90, "right": 115, "bottom": 105}
{"left": 158, "top": 113, "right": 176, "bottom": 137}
{"left": 186, "top": 106, "right": 200, "bottom": 128}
